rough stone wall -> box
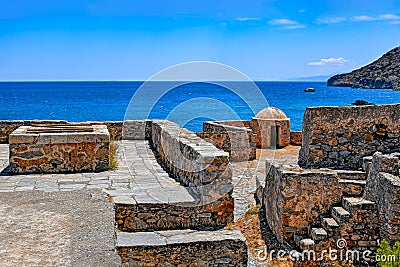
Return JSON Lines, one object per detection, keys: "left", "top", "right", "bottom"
{"left": 0, "top": 120, "right": 124, "bottom": 143}
{"left": 117, "top": 231, "right": 248, "bottom": 266}
{"left": 325, "top": 201, "right": 379, "bottom": 251}
{"left": 262, "top": 161, "right": 366, "bottom": 244}
{"left": 115, "top": 195, "right": 234, "bottom": 232}
{"left": 290, "top": 131, "right": 302, "bottom": 146}
{"left": 299, "top": 104, "right": 400, "bottom": 170}
{"left": 201, "top": 121, "right": 256, "bottom": 161}
{"left": 122, "top": 120, "right": 152, "bottom": 140}
{"left": 250, "top": 118, "right": 290, "bottom": 148}
{"left": 207, "top": 120, "right": 251, "bottom": 128}
{"left": 364, "top": 152, "right": 400, "bottom": 242}
{"left": 151, "top": 120, "right": 233, "bottom": 203}
{"left": 9, "top": 125, "right": 110, "bottom": 173}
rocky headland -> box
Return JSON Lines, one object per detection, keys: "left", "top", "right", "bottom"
{"left": 328, "top": 46, "right": 400, "bottom": 90}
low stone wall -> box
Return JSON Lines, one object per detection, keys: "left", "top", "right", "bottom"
{"left": 115, "top": 195, "right": 233, "bottom": 232}
{"left": 202, "top": 121, "right": 256, "bottom": 161}
{"left": 261, "top": 161, "right": 366, "bottom": 244}
{"left": 290, "top": 131, "right": 302, "bottom": 146}
{"left": 117, "top": 230, "right": 248, "bottom": 266}
{"left": 299, "top": 104, "right": 400, "bottom": 170}
{"left": 9, "top": 125, "right": 110, "bottom": 173}
{"left": 0, "top": 120, "right": 124, "bottom": 143}
{"left": 364, "top": 152, "right": 400, "bottom": 242}
{"left": 151, "top": 120, "right": 233, "bottom": 203}
{"left": 122, "top": 120, "right": 152, "bottom": 140}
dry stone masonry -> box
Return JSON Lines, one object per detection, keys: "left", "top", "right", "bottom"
{"left": 109, "top": 120, "right": 248, "bottom": 265}
{"left": 9, "top": 124, "right": 110, "bottom": 173}
{"left": 258, "top": 103, "right": 400, "bottom": 260}
{"left": 201, "top": 121, "right": 256, "bottom": 161}
{"left": 299, "top": 104, "right": 400, "bottom": 169}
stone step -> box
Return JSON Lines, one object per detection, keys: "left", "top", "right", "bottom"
{"left": 310, "top": 228, "right": 327, "bottom": 241}
{"left": 331, "top": 207, "right": 351, "bottom": 224}
{"left": 299, "top": 238, "right": 315, "bottom": 251}
{"left": 338, "top": 179, "right": 367, "bottom": 186}
{"left": 294, "top": 235, "right": 315, "bottom": 251}
{"left": 342, "top": 197, "right": 375, "bottom": 213}
{"left": 321, "top": 217, "right": 339, "bottom": 231}
{"left": 116, "top": 229, "right": 248, "bottom": 266}
{"left": 337, "top": 170, "right": 367, "bottom": 180}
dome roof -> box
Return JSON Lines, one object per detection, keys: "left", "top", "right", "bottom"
{"left": 255, "top": 107, "right": 287, "bottom": 120}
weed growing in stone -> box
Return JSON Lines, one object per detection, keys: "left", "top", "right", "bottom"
{"left": 109, "top": 143, "right": 119, "bottom": 170}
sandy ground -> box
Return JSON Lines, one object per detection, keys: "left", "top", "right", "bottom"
{"left": 0, "top": 190, "right": 120, "bottom": 267}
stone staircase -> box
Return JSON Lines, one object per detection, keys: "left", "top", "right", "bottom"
{"left": 105, "top": 140, "right": 248, "bottom": 266}
{"left": 295, "top": 196, "right": 379, "bottom": 253}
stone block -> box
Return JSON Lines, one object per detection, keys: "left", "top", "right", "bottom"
{"left": 9, "top": 124, "right": 110, "bottom": 173}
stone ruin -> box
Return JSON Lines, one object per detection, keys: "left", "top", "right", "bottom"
{"left": 197, "top": 106, "right": 293, "bottom": 161}
{"left": 2, "top": 103, "right": 400, "bottom": 265}
{"left": 256, "top": 103, "right": 400, "bottom": 259}
{"left": 9, "top": 124, "right": 110, "bottom": 173}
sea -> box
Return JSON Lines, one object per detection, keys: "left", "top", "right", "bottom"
{"left": 1, "top": 81, "right": 399, "bottom": 132}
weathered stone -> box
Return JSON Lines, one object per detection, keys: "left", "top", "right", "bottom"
{"left": 116, "top": 230, "right": 248, "bottom": 266}
{"left": 9, "top": 124, "right": 110, "bottom": 174}
{"left": 299, "top": 104, "right": 400, "bottom": 169}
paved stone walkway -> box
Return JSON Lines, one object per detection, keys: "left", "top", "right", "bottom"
{"left": 1, "top": 141, "right": 196, "bottom": 203}
{"left": 231, "top": 146, "right": 301, "bottom": 220}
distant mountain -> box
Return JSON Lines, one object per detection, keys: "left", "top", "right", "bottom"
{"left": 287, "top": 75, "right": 334, "bottom": 82}
{"left": 328, "top": 46, "right": 400, "bottom": 90}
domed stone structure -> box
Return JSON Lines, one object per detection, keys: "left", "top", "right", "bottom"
{"left": 251, "top": 107, "right": 290, "bottom": 148}
{"left": 255, "top": 107, "right": 287, "bottom": 120}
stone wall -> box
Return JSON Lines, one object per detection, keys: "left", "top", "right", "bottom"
{"left": 0, "top": 120, "right": 124, "bottom": 143}
{"left": 122, "top": 120, "right": 152, "bottom": 140}
{"left": 261, "top": 160, "right": 366, "bottom": 244}
{"left": 201, "top": 121, "right": 256, "bottom": 161}
{"left": 117, "top": 230, "right": 248, "bottom": 266}
{"left": 364, "top": 152, "right": 400, "bottom": 242}
{"left": 290, "top": 131, "right": 302, "bottom": 146}
{"left": 299, "top": 104, "right": 400, "bottom": 170}
{"left": 151, "top": 120, "right": 233, "bottom": 203}
{"left": 115, "top": 195, "right": 233, "bottom": 232}
{"left": 9, "top": 125, "right": 110, "bottom": 173}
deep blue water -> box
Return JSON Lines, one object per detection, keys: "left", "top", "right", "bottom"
{"left": 0, "top": 81, "right": 399, "bottom": 132}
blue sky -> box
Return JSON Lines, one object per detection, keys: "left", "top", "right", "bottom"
{"left": 1, "top": 0, "right": 400, "bottom": 81}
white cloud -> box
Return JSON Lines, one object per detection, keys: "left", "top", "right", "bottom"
{"left": 379, "top": 14, "right": 400, "bottom": 20}
{"left": 308, "top": 57, "right": 349, "bottom": 66}
{"left": 316, "top": 13, "right": 400, "bottom": 25}
{"left": 269, "top": 19, "right": 306, "bottom": 29}
{"left": 316, "top": 17, "right": 347, "bottom": 24}
{"left": 351, "top": 15, "right": 375, "bottom": 22}
{"left": 299, "top": 9, "right": 305, "bottom": 13}
{"left": 236, "top": 17, "right": 261, "bottom": 21}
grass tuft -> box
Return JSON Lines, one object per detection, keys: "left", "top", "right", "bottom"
{"left": 109, "top": 143, "right": 119, "bottom": 170}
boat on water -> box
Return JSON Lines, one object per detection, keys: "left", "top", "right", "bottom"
{"left": 304, "top": 87, "right": 315, "bottom": 92}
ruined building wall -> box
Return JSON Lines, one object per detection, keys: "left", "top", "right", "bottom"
{"left": 261, "top": 161, "right": 365, "bottom": 244}
{"left": 364, "top": 152, "right": 400, "bottom": 242}
{"left": 299, "top": 104, "right": 400, "bottom": 170}
{"left": 202, "top": 121, "right": 256, "bottom": 161}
